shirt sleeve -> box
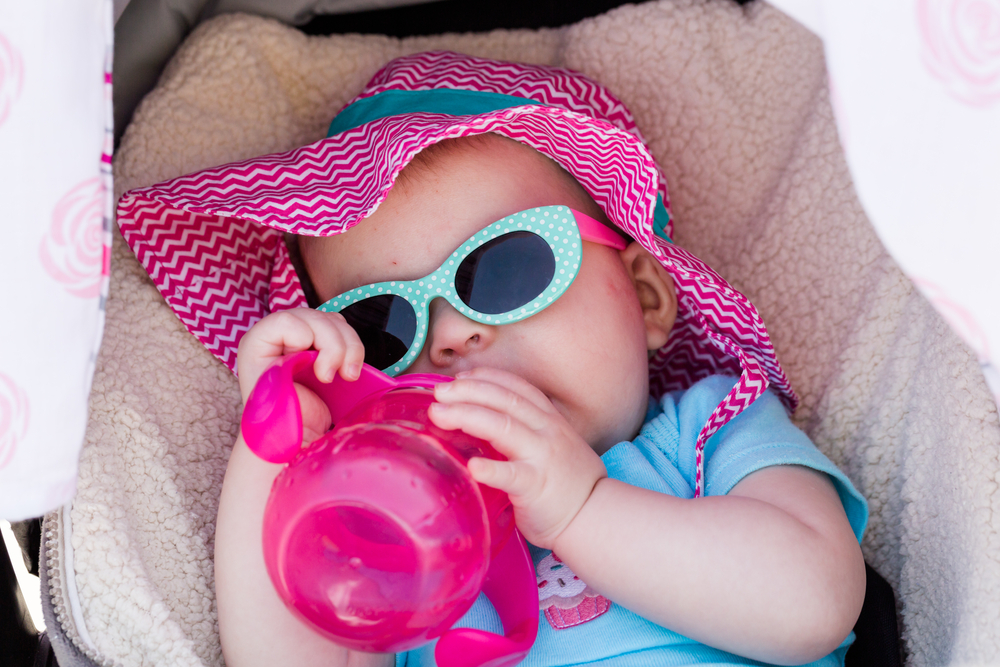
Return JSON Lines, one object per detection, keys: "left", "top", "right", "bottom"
{"left": 695, "top": 375, "right": 867, "bottom": 541}
{"left": 606, "top": 375, "right": 868, "bottom": 543}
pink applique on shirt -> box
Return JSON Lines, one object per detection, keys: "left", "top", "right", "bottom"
{"left": 536, "top": 552, "right": 611, "bottom": 629}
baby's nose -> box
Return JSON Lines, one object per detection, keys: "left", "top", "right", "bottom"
{"left": 424, "top": 298, "right": 495, "bottom": 370}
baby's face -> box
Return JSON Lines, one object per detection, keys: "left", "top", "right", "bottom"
{"left": 302, "top": 136, "right": 654, "bottom": 451}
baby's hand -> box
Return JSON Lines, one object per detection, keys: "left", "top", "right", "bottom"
{"left": 428, "top": 368, "right": 607, "bottom": 550}
{"left": 237, "top": 309, "right": 365, "bottom": 443}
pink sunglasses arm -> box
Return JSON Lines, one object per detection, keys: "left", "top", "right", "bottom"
{"left": 570, "top": 209, "right": 629, "bottom": 250}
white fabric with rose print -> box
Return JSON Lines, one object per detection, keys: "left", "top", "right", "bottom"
{"left": 0, "top": 0, "right": 113, "bottom": 520}
{"left": 768, "top": 0, "right": 1000, "bottom": 407}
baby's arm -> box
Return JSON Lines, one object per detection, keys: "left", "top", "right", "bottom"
{"left": 214, "top": 310, "right": 393, "bottom": 667}
{"left": 556, "top": 466, "right": 865, "bottom": 665}
{"left": 430, "top": 368, "right": 865, "bottom": 667}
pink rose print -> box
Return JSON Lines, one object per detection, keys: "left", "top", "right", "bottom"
{"left": 0, "top": 32, "right": 24, "bottom": 128}
{"left": 917, "top": 0, "right": 1000, "bottom": 107}
{"left": 913, "top": 278, "right": 1000, "bottom": 405}
{"left": 0, "top": 373, "right": 30, "bottom": 471}
{"left": 40, "top": 178, "right": 106, "bottom": 298}
{"left": 912, "top": 277, "right": 991, "bottom": 362}
{"left": 536, "top": 552, "right": 611, "bottom": 629}
{"left": 827, "top": 75, "right": 850, "bottom": 147}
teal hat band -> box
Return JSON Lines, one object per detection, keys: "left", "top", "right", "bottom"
{"left": 653, "top": 194, "right": 672, "bottom": 243}
{"left": 326, "top": 87, "right": 672, "bottom": 243}
{"left": 327, "top": 89, "right": 543, "bottom": 137}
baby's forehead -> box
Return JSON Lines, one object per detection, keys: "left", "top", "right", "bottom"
{"left": 298, "top": 209, "right": 487, "bottom": 300}
{"left": 299, "top": 134, "right": 615, "bottom": 296}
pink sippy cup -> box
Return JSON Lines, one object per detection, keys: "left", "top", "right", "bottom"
{"left": 240, "top": 350, "right": 539, "bottom": 667}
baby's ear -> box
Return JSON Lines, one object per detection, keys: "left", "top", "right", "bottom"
{"left": 620, "top": 242, "right": 678, "bottom": 351}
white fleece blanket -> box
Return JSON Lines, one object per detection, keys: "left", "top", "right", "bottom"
{"left": 73, "top": 1, "right": 1000, "bottom": 665}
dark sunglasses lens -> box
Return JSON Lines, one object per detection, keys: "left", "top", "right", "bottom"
{"left": 339, "top": 295, "right": 417, "bottom": 370}
{"left": 455, "top": 232, "right": 555, "bottom": 315}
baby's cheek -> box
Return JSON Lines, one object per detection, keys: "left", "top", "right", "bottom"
{"left": 585, "top": 323, "right": 650, "bottom": 449}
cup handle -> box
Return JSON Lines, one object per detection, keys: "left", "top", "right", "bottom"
{"left": 241, "top": 351, "right": 316, "bottom": 463}
{"left": 242, "top": 351, "right": 439, "bottom": 462}
{"left": 434, "top": 530, "right": 539, "bottom": 667}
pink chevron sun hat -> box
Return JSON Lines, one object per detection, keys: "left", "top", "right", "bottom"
{"left": 117, "top": 51, "right": 796, "bottom": 497}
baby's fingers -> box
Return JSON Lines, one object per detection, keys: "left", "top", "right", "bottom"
{"left": 446, "top": 367, "right": 557, "bottom": 415}
{"left": 239, "top": 311, "right": 318, "bottom": 392}
{"left": 429, "top": 402, "right": 536, "bottom": 462}
{"left": 304, "top": 311, "right": 365, "bottom": 382}
{"left": 237, "top": 309, "right": 364, "bottom": 398}
{"left": 240, "top": 309, "right": 320, "bottom": 358}
{"left": 434, "top": 376, "right": 550, "bottom": 431}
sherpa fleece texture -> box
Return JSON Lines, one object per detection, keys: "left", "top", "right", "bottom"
{"left": 69, "top": 1, "right": 1000, "bottom": 665}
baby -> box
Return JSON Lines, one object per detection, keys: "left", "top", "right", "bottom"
{"left": 118, "top": 52, "right": 867, "bottom": 667}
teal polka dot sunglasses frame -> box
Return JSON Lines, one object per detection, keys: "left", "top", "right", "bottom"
{"left": 317, "top": 205, "right": 628, "bottom": 376}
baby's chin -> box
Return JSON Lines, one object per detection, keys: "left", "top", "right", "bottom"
{"left": 587, "top": 397, "right": 651, "bottom": 454}
{"left": 554, "top": 402, "right": 634, "bottom": 456}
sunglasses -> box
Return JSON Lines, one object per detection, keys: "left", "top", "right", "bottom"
{"left": 317, "top": 206, "right": 627, "bottom": 376}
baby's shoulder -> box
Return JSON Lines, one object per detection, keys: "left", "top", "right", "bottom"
{"left": 655, "top": 374, "right": 742, "bottom": 429}
{"left": 648, "top": 374, "right": 807, "bottom": 473}
{"left": 668, "top": 374, "right": 741, "bottom": 405}
{"left": 658, "top": 374, "right": 790, "bottom": 430}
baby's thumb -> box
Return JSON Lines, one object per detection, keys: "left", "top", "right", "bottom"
{"left": 295, "top": 383, "right": 332, "bottom": 446}
{"left": 468, "top": 457, "right": 518, "bottom": 494}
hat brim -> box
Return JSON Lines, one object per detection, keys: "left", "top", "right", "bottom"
{"left": 119, "top": 105, "right": 794, "bottom": 405}
{"left": 118, "top": 98, "right": 798, "bottom": 498}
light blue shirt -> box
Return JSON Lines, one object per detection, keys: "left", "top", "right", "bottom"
{"left": 398, "top": 375, "right": 868, "bottom": 667}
